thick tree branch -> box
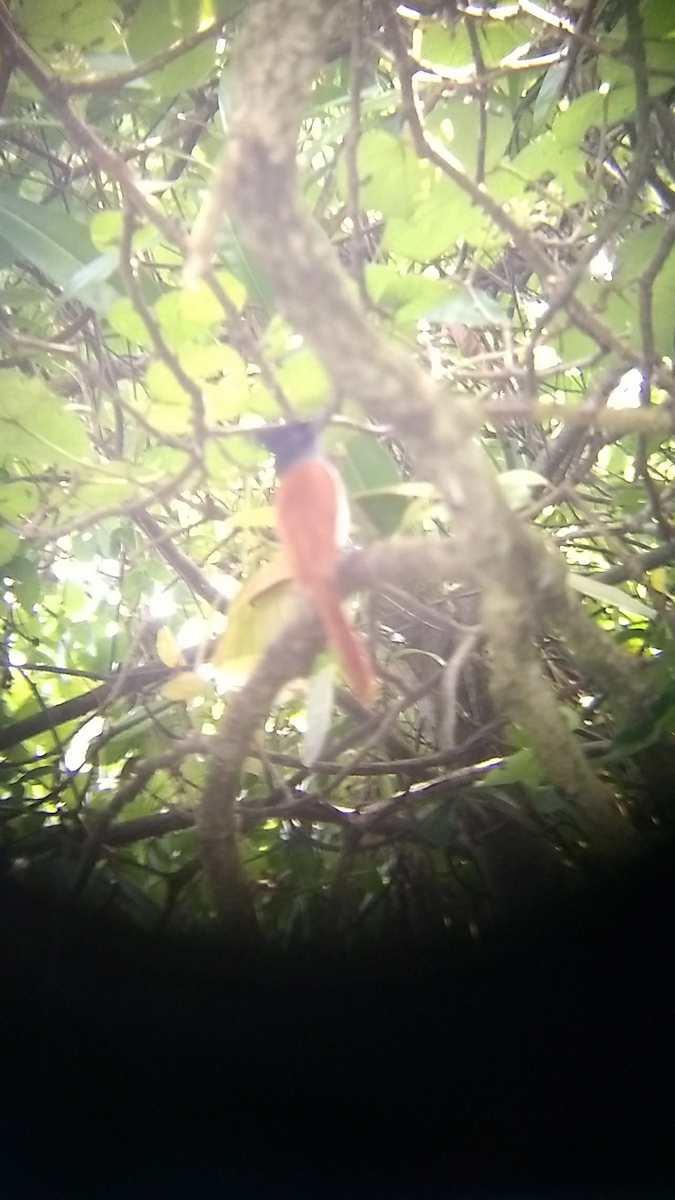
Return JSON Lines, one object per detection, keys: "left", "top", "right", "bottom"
{"left": 190, "top": 0, "right": 637, "bottom": 927}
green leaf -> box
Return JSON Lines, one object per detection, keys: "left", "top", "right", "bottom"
{"left": 151, "top": 41, "right": 216, "bottom": 97}
{"left": 73, "top": 480, "right": 140, "bottom": 509}
{"left": 17, "top": 0, "right": 119, "bottom": 50}
{"left": 429, "top": 97, "right": 512, "bottom": 176}
{"left": 276, "top": 350, "right": 331, "bottom": 412}
{"left": 530, "top": 786, "right": 569, "bottom": 816}
{"left": 484, "top": 748, "right": 543, "bottom": 787}
{"left": 1, "top": 555, "right": 41, "bottom": 608}
{"left": 423, "top": 285, "right": 508, "bottom": 328}
{"left": 508, "top": 131, "right": 587, "bottom": 205}
{"left": 0, "top": 481, "right": 39, "bottom": 521}
{"left": 0, "top": 373, "right": 93, "bottom": 467}
{"left": 531, "top": 61, "right": 568, "bottom": 134}
{"left": 63, "top": 251, "right": 118, "bottom": 302}
{"left": 154, "top": 275, "right": 245, "bottom": 347}
{"left": 365, "top": 265, "right": 447, "bottom": 320}
{"left": 603, "top": 682, "right": 675, "bottom": 760}
{"left": 418, "top": 800, "right": 462, "bottom": 847}
{"left": 0, "top": 529, "right": 19, "bottom": 566}
{"left": 348, "top": 129, "right": 427, "bottom": 221}
{"left": 0, "top": 193, "right": 119, "bottom": 312}
{"left": 383, "top": 175, "right": 504, "bottom": 260}
{"left": 416, "top": 20, "right": 472, "bottom": 70}
{"left": 568, "top": 574, "right": 657, "bottom": 621}
{"left": 144, "top": 361, "right": 193, "bottom": 432}
{"left": 614, "top": 227, "right": 675, "bottom": 358}
{"left": 341, "top": 434, "right": 408, "bottom": 536}
{"left": 553, "top": 86, "right": 636, "bottom": 146}
{"left": 126, "top": 0, "right": 215, "bottom": 94}
{"left": 107, "top": 296, "right": 154, "bottom": 347}
{"left": 126, "top": 0, "right": 183, "bottom": 58}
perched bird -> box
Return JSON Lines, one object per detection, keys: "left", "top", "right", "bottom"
{"left": 257, "top": 421, "right": 374, "bottom": 704}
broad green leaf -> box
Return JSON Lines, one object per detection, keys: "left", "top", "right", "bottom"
{"left": 156, "top": 624, "right": 184, "bottom": 667}
{"left": 614, "top": 227, "right": 675, "bottom": 358}
{"left": 205, "top": 377, "right": 253, "bottom": 423}
{"left": 207, "top": 434, "right": 265, "bottom": 476}
{"left": 17, "top": 0, "right": 119, "bottom": 49}
{"left": 108, "top": 296, "right": 154, "bottom": 347}
{"left": 430, "top": 97, "right": 512, "bottom": 176}
{"left": 415, "top": 20, "right": 472, "bottom": 70}
{"left": 126, "top": 0, "right": 216, "bottom": 94}
{"left": 530, "top": 786, "right": 569, "bottom": 816}
{"left": 349, "top": 129, "right": 427, "bottom": 220}
{"left": 154, "top": 277, "right": 245, "bottom": 351}
{"left": 509, "top": 131, "right": 587, "bottom": 205}
{"left": 602, "top": 683, "right": 675, "bottom": 760}
{"left": 72, "top": 480, "right": 140, "bottom": 509}
{"left": 151, "top": 42, "right": 215, "bottom": 96}
{"left": 383, "top": 176, "right": 475, "bottom": 260}
{"left": 0, "top": 194, "right": 118, "bottom": 312}
{"left": 155, "top": 284, "right": 225, "bottom": 344}
{"left": 384, "top": 173, "right": 508, "bottom": 260}
{"left": 365, "top": 265, "right": 448, "bottom": 319}
{"left": 478, "top": 16, "right": 532, "bottom": 65}
{"left": 422, "top": 285, "right": 508, "bottom": 328}
{"left": 641, "top": 0, "right": 675, "bottom": 37}
{"left": 568, "top": 574, "right": 657, "bottom": 620}
{"left": 179, "top": 342, "right": 248, "bottom": 384}
{"left": 553, "top": 86, "right": 636, "bottom": 147}
{"left": 144, "top": 361, "right": 193, "bottom": 432}
{"left": 531, "top": 61, "right": 569, "bottom": 134}
{"left": 63, "top": 252, "right": 118, "bottom": 302}
{"left": 0, "top": 481, "right": 39, "bottom": 520}
{"left": 126, "top": 0, "right": 190, "bottom": 58}
{"left": 276, "top": 350, "right": 331, "bottom": 412}
{"left": 341, "top": 433, "right": 408, "bottom": 536}
{"left": 484, "top": 748, "right": 543, "bottom": 787}
{"left": 89, "top": 209, "right": 124, "bottom": 251}
{"left": 0, "top": 374, "right": 93, "bottom": 467}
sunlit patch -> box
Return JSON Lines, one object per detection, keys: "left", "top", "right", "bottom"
{"left": 607, "top": 369, "right": 643, "bottom": 409}
{"left": 589, "top": 246, "right": 614, "bottom": 280}
{"left": 146, "top": 587, "right": 175, "bottom": 620}
{"left": 64, "top": 715, "right": 105, "bottom": 773}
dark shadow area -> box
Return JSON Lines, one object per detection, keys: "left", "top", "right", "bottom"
{"left": 1, "top": 837, "right": 675, "bottom": 1200}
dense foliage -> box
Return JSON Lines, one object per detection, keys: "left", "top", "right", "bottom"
{"left": 1, "top": 0, "right": 675, "bottom": 949}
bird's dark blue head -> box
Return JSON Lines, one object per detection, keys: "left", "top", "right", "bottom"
{"left": 256, "top": 421, "right": 321, "bottom": 475}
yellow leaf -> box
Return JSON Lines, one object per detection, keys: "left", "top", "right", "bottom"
{"left": 210, "top": 552, "right": 295, "bottom": 681}
{"left": 239, "top": 550, "right": 292, "bottom": 604}
{"left": 647, "top": 567, "right": 667, "bottom": 595}
{"left": 160, "top": 671, "right": 205, "bottom": 702}
{"left": 156, "top": 625, "right": 184, "bottom": 667}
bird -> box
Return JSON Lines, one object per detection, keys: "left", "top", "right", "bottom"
{"left": 257, "top": 421, "right": 374, "bottom": 704}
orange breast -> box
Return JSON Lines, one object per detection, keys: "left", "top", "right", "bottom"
{"left": 274, "top": 458, "right": 341, "bottom": 589}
